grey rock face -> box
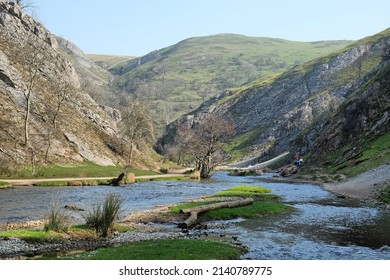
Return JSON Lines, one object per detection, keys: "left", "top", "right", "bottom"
{"left": 0, "top": 1, "right": 123, "bottom": 166}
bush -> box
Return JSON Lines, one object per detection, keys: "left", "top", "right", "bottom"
{"left": 44, "top": 201, "right": 70, "bottom": 232}
{"left": 84, "top": 193, "right": 123, "bottom": 237}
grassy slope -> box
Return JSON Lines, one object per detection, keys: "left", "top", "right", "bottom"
{"left": 112, "top": 34, "right": 353, "bottom": 128}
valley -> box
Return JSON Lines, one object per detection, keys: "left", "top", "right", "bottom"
{"left": 0, "top": 0, "right": 389, "bottom": 262}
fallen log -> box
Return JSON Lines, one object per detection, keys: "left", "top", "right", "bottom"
{"left": 178, "top": 197, "right": 254, "bottom": 228}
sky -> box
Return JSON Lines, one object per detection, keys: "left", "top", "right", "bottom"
{"left": 32, "top": 0, "right": 390, "bottom": 56}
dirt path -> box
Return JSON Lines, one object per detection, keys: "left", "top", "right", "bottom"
{"left": 228, "top": 151, "right": 290, "bottom": 169}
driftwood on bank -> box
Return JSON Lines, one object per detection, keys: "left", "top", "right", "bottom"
{"left": 178, "top": 197, "right": 254, "bottom": 228}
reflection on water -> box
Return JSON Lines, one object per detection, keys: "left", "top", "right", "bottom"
{"left": 0, "top": 172, "right": 389, "bottom": 259}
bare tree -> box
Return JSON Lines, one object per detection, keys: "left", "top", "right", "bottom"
{"left": 120, "top": 97, "right": 155, "bottom": 166}
{"left": 51, "top": 81, "right": 75, "bottom": 130}
{"left": 180, "top": 115, "right": 235, "bottom": 179}
{"left": 10, "top": 0, "right": 37, "bottom": 17}
{"left": 19, "top": 40, "right": 48, "bottom": 147}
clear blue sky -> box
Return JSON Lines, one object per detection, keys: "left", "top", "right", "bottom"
{"left": 33, "top": 0, "right": 390, "bottom": 56}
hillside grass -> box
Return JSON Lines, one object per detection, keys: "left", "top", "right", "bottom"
{"left": 224, "top": 127, "right": 268, "bottom": 161}
{"left": 327, "top": 131, "right": 390, "bottom": 176}
{"left": 113, "top": 34, "right": 352, "bottom": 128}
{"left": 0, "top": 161, "right": 158, "bottom": 179}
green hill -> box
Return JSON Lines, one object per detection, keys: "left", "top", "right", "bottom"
{"left": 110, "top": 34, "right": 353, "bottom": 132}
{"left": 157, "top": 28, "right": 390, "bottom": 174}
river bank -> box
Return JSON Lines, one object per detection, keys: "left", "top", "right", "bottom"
{"left": 323, "top": 164, "right": 390, "bottom": 201}
{"left": 263, "top": 164, "right": 390, "bottom": 203}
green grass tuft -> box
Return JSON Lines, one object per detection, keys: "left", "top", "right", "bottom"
{"left": 211, "top": 185, "right": 279, "bottom": 200}
{"left": 202, "top": 201, "right": 293, "bottom": 220}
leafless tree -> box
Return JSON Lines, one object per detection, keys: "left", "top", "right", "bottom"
{"left": 19, "top": 40, "right": 48, "bottom": 147}
{"left": 179, "top": 115, "right": 235, "bottom": 179}
{"left": 11, "top": 0, "right": 37, "bottom": 17}
{"left": 51, "top": 80, "right": 75, "bottom": 130}
{"left": 120, "top": 97, "right": 156, "bottom": 165}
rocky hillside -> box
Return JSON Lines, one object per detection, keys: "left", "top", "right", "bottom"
{"left": 294, "top": 61, "right": 390, "bottom": 174}
{"left": 157, "top": 28, "right": 390, "bottom": 170}
{"left": 111, "top": 34, "right": 352, "bottom": 131}
{"left": 0, "top": 1, "right": 125, "bottom": 172}
{"left": 55, "top": 36, "right": 118, "bottom": 106}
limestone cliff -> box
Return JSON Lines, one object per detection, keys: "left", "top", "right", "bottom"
{"left": 0, "top": 2, "right": 124, "bottom": 169}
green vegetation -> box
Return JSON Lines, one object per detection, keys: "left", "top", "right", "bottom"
{"left": 170, "top": 185, "right": 291, "bottom": 221}
{"left": 0, "top": 229, "right": 63, "bottom": 243}
{"left": 0, "top": 161, "right": 158, "bottom": 180}
{"left": 328, "top": 132, "right": 390, "bottom": 176}
{"left": 112, "top": 34, "right": 352, "bottom": 130}
{"left": 0, "top": 181, "right": 11, "bottom": 188}
{"left": 215, "top": 185, "right": 271, "bottom": 195}
{"left": 378, "top": 186, "right": 390, "bottom": 204}
{"left": 54, "top": 239, "right": 242, "bottom": 260}
{"left": 202, "top": 201, "right": 292, "bottom": 220}
{"left": 211, "top": 185, "right": 279, "bottom": 200}
{"left": 86, "top": 54, "right": 135, "bottom": 69}
{"left": 83, "top": 193, "right": 123, "bottom": 237}
{"left": 44, "top": 201, "right": 70, "bottom": 232}
{"left": 224, "top": 127, "right": 267, "bottom": 161}
{"left": 169, "top": 201, "right": 219, "bottom": 214}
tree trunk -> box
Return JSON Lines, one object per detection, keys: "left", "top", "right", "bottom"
{"left": 24, "top": 94, "right": 31, "bottom": 146}
{"left": 178, "top": 197, "right": 254, "bottom": 228}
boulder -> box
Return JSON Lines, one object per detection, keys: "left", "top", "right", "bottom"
{"left": 280, "top": 165, "right": 299, "bottom": 177}
{"left": 109, "top": 172, "right": 135, "bottom": 186}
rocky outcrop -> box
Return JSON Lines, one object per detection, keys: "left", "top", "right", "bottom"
{"left": 0, "top": 1, "right": 124, "bottom": 167}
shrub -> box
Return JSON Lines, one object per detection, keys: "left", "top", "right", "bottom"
{"left": 44, "top": 201, "right": 70, "bottom": 232}
{"left": 84, "top": 193, "right": 123, "bottom": 237}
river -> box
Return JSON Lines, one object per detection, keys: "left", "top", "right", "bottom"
{"left": 0, "top": 172, "right": 389, "bottom": 259}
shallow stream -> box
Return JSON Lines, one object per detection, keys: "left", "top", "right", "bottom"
{"left": 0, "top": 172, "right": 389, "bottom": 259}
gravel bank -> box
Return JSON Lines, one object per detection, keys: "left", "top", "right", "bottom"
{"left": 323, "top": 164, "right": 390, "bottom": 199}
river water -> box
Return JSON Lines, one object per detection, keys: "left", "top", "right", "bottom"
{"left": 0, "top": 172, "right": 389, "bottom": 259}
